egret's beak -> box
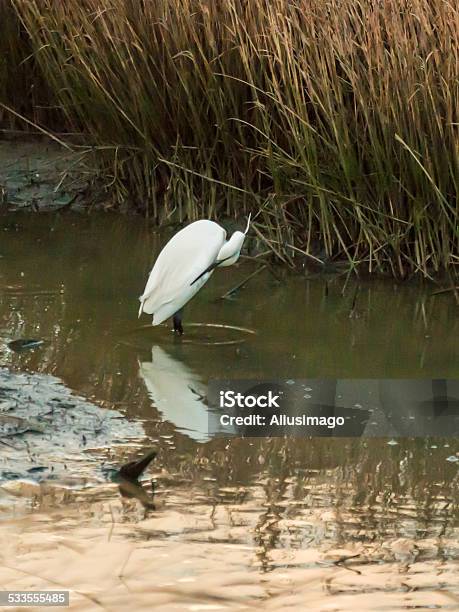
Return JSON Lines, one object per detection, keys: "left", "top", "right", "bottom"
{"left": 244, "top": 213, "right": 251, "bottom": 235}
{"left": 190, "top": 255, "right": 233, "bottom": 286}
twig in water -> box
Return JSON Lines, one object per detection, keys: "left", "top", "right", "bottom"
{"left": 219, "top": 265, "right": 267, "bottom": 300}
{"left": 431, "top": 286, "right": 459, "bottom": 299}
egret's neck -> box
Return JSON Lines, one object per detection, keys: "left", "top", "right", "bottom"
{"left": 216, "top": 232, "right": 245, "bottom": 266}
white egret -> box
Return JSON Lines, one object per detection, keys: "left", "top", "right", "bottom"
{"left": 138, "top": 215, "right": 251, "bottom": 334}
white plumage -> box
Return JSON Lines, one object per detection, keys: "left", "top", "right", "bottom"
{"left": 138, "top": 216, "right": 250, "bottom": 330}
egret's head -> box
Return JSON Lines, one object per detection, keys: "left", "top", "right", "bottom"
{"left": 217, "top": 231, "right": 245, "bottom": 266}
{"left": 216, "top": 214, "right": 251, "bottom": 267}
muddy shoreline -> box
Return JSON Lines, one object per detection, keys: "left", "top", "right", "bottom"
{"left": 0, "top": 367, "right": 145, "bottom": 484}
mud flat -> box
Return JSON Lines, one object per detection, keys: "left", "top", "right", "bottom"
{"left": 0, "top": 139, "right": 98, "bottom": 212}
{"left": 0, "top": 368, "right": 144, "bottom": 485}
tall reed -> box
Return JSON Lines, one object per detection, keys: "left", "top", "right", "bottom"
{"left": 3, "top": 0, "right": 459, "bottom": 276}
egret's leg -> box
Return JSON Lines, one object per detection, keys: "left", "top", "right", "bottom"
{"left": 173, "top": 309, "right": 184, "bottom": 335}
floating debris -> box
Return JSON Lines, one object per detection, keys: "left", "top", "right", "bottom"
{"left": 8, "top": 339, "right": 44, "bottom": 352}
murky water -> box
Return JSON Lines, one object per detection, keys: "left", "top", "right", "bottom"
{"left": 0, "top": 211, "right": 458, "bottom": 609}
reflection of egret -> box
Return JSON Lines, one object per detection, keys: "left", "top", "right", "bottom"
{"left": 138, "top": 216, "right": 251, "bottom": 334}
{"left": 139, "top": 345, "right": 210, "bottom": 442}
